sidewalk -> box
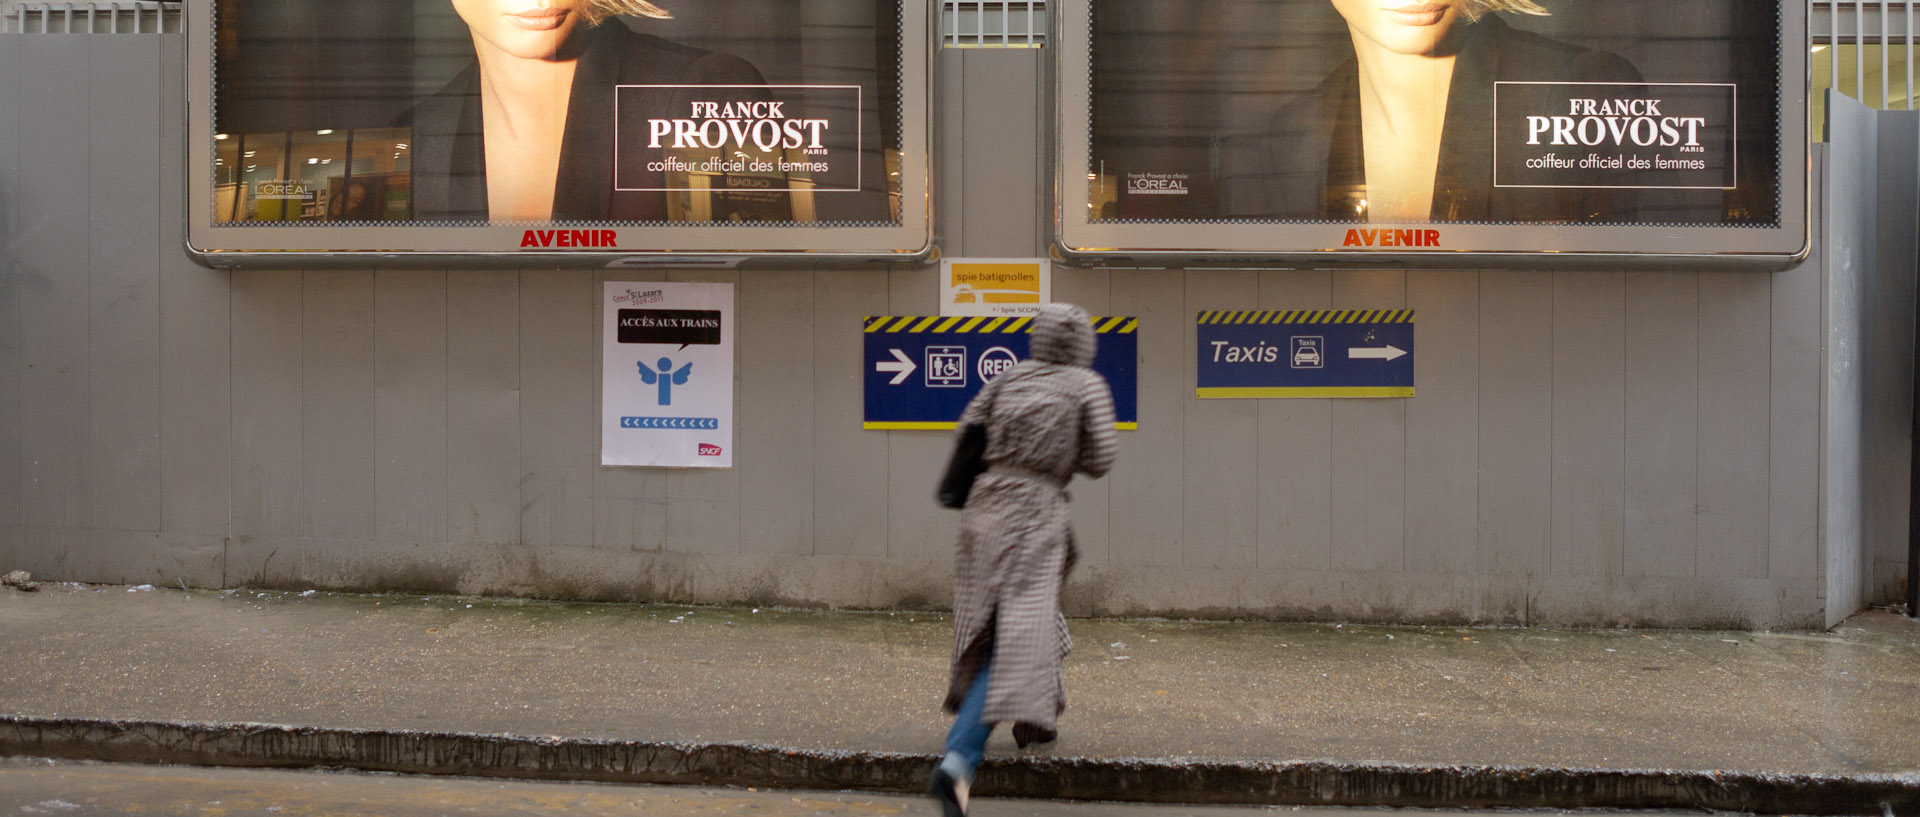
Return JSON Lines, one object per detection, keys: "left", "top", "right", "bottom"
{"left": 1, "top": 583, "right": 1915, "bottom": 814}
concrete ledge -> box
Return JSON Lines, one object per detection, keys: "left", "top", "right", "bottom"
{"left": 4, "top": 715, "right": 1916, "bottom": 815}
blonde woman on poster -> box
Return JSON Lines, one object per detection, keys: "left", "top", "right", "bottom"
{"left": 407, "top": 0, "right": 768, "bottom": 222}
{"left": 1221, "top": 0, "right": 1642, "bottom": 223}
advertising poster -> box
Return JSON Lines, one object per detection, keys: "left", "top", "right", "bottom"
{"left": 188, "top": 0, "right": 931, "bottom": 259}
{"left": 602, "top": 282, "right": 734, "bottom": 468}
{"left": 1056, "top": 0, "right": 1806, "bottom": 262}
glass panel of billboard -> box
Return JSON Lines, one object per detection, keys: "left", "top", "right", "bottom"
{"left": 1054, "top": 0, "right": 1808, "bottom": 267}
{"left": 187, "top": 0, "right": 931, "bottom": 262}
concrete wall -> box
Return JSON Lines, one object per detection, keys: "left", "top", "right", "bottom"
{"left": 0, "top": 35, "right": 1910, "bottom": 628}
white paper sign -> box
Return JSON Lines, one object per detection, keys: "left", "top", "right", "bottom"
{"left": 602, "top": 282, "right": 735, "bottom": 468}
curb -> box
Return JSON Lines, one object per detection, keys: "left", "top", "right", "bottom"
{"left": 4, "top": 715, "right": 1916, "bottom": 814}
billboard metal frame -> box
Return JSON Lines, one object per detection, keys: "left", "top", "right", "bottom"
{"left": 183, "top": 0, "right": 936, "bottom": 267}
{"left": 1050, "top": 0, "right": 1811, "bottom": 270}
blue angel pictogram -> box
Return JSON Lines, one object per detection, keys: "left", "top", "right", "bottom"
{"left": 638, "top": 357, "right": 694, "bottom": 406}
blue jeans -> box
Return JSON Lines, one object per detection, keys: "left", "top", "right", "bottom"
{"left": 942, "top": 653, "right": 995, "bottom": 774}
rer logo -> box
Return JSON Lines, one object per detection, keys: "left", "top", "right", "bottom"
{"left": 698, "top": 444, "right": 723, "bottom": 457}
{"left": 638, "top": 357, "right": 693, "bottom": 405}
{"left": 977, "top": 346, "right": 1019, "bottom": 382}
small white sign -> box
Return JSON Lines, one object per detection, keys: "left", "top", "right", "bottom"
{"left": 602, "top": 282, "right": 735, "bottom": 468}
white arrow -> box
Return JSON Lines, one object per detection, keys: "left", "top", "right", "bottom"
{"left": 1348, "top": 345, "right": 1408, "bottom": 361}
{"left": 877, "top": 348, "right": 918, "bottom": 385}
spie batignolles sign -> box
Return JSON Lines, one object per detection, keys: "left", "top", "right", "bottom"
{"left": 185, "top": 0, "right": 930, "bottom": 264}
{"left": 1056, "top": 0, "right": 1807, "bottom": 267}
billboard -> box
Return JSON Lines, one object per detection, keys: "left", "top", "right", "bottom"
{"left": 186, "top": 0, "right": 931, "bottom": 263}
{"left": 1054, "top": 0, "right": 1807, "bottom": 266}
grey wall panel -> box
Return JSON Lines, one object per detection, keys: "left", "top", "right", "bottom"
{"left": 1182, "top": 270, "right": 1259, "bottom": 571}
{"left": 812, "top": 269, "right": 888, "bottom": 561}
{"left": 1550, "top": 271, "right": 1625, "bottom": 577}
{"left": 1696, "top": 271, "right": 1773, "bottom": 579}
{"left": 957, "top": 51, "right": 1041, "bottom": 258}
{"left": 738, "top": 269, "right": 816, "bottom": 556}
{"left": 1255, "top": 270, "right": 1333, "bottom": 573}
{"left": 1477, "top": 271, "right": 1553, "bottom": 580}
{"left": 518, "top": 269, "right": 597, "bottom": 550}
{"left": 1330, "top": 271, "right": 1407, "bottom": 575}
{"left": 1623, "top": 272, "right": 1701, "bottom": 578}
{"left": 1771, "top": 169, "right": 1824, "bottom": 583}
{"left": 445, "top": 269, "right": 523, "bottom": 547}
{"left": 1821, "top": 94, "right": 1880, "bottom": 626}
{"left": 1822, "top": 96, "right": 1874, "bottom": 624}
{"left": 1868, "top": 112, "right": 1919, "bottom": 602}
{"left": 937, "top": 52, "right": 964, "bottom": 255}
{"left": 1108, "top": 270, "right": 1184, "bottom": 569}
{"left": 157, "top": 32, "right": 231, "bottom": 547}
{"left": 0, "top": 32, "right": 22, "bottom": 535}
{"left": 17, "top": 34, "right": 91, "bottom": 530}
{"left": 229, "top": 270, "right": 306, "bottom": 550}
{"left": 660, "top": 269, "right": 743, "bottom": 556}
{"left": 592, "top": 464, "right": 668, "bottom": 551}
{"left": 373, "top": 270, "right": 449, "bottom": 548}
{"left": 1051, "top": 267, "right": 1110, "bottom": 314}
{"left": 1404, "top": 270, "right": 1478, "bottom": 576}
{"left": 300, "top": 271, "right": 375, "bottom": 543}
{"left": 10, "top": 527, "right": 164, "bottom": 584}
{"left": 1053, "top": 267, "right": 1112, "bottom": 571}
{"left": 590, "top": 272, "right": 668, "bottom": 552}
{"left": 86, "top": 32, "right": 162, "bottom": 533}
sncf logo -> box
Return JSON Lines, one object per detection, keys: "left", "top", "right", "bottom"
{"left": 698, "top": 444, "right": 723, "bottom": 457}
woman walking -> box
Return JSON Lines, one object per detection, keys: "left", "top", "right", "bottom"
{"left": 928, "top": 303, "right": 1118, "bottom": 817}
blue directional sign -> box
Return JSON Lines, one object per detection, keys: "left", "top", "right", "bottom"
{"left": 864, "top": 315, "right": 1138, "bottom": 430}
{"left": 1195, "top": 310, "right": 1413, "bottom": 398}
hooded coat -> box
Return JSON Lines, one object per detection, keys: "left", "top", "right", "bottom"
{"left": 944, "top": 304, "right": 1118, "bottom": 730}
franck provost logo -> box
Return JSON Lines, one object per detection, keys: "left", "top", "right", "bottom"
{"left": 615, "top": 84, "right": 863, "bottom": 193}
{"left": 1494, "top": 82, "right": 1737, "bottom": 190}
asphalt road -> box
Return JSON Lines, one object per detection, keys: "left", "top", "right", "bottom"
{"left": 0, "top": 758, "right": 1737, "bottom": 817}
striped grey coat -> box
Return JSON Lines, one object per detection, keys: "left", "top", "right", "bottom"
{"left": 944, "top": 303, "right": 1118, "bottom": 730}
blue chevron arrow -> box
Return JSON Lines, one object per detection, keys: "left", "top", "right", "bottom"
{"left": 621, "top": 417, "right": 720, "bottom": 430}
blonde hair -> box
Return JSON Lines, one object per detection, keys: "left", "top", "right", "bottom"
{"left": 1463, "top": 0, "right": 1549, "bottom": 21}
{"left": 583, "top": 0, "right": 672, "bottom": 25}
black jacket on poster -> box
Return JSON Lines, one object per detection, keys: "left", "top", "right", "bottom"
{"left": 1219, "top": 16, "right": 1642, "bottom": 223}
{"left": 405, "top": 21, "right": 767, "bottom": 222}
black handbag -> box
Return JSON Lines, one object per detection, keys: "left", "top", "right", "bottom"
{"left": 937, "top": 422, "right": 988, "bottom": 509}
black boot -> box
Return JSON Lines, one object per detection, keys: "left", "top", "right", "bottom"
{"left": 1012, "top": 722, "right": 1057, "bottom": 748}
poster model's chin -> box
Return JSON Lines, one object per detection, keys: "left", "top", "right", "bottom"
{"left": 452, "top": 0, "right": 586, "bottom": 61}
{"left": 1330, "top": 0, "right": 1465, "bottom": 56}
